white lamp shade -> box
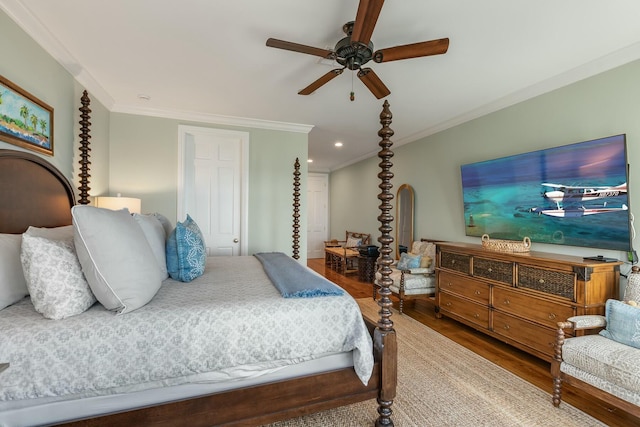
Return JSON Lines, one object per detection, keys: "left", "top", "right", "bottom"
{"left": 94, "top": 196, "right": 141, "bottom": 214}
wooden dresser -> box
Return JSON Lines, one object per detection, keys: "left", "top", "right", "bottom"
{"left": 435, "top": 242, "right": 621, "bottom": 361}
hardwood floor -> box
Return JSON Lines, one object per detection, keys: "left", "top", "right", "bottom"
{"left": 308, "top": 258, "right": 639, "bottom": 427}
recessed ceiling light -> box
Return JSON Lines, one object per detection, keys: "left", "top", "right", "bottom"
{"left": 335, "top": 142, "right": 343, "bottom": 147}
{"left": 307, "top": 159, "right": 313, "bottom": 163}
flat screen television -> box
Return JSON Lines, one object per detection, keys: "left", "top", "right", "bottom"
{"left": 460, "top": 134, "right": 631, "bottom": 251}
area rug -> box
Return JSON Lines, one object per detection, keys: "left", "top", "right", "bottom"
{"left": 265, "top": 299, "right": 605, "bottom": 427}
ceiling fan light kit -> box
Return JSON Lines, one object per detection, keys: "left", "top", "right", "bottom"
{"left": 266, "top": 0, "right": 449, "bottom": 99}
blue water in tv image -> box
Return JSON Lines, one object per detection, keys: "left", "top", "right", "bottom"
{"left": 461, "top": 134, "right": 631, "bottom": 251}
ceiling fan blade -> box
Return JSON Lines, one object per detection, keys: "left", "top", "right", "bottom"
{"left": 298, "top": 68, "right": 344, "bottom": 95}
{"left": 266, "top": 38, "right": 334, "bottom": 59}
{"left": 357, "top": 68, "right": 390, "bottom": 99}
{"left": 351, "top": 0, "right": 385, "bottom": 46}
{"left": 373, "top": 38, "right": 449, "bottom": 63}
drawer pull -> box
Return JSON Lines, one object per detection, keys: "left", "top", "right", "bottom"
{"left": 488, "top": 267, "right": 493, "bottom": 273}
{"left": 503, "top": 299, "right": 510, "bottom": 306}
{"left": 445, "top": 302, "right": 452, "bottom": 307}
{"left": 473, "top": 313, "right": 480, "bottom": 319}
{"left": 548, "top": 313, "right": 557, "bottom": 320}
{"left": 539, "top": 278, "right": 545, "bottom": 284}
{"left": 474, "top": 290, "right": 481, "bottom": 296}
{"left": 503, "top": 324, "right": 510, "bottom": 331}
{"left": 451, "top": 260, "right": 456, "bottom": 265}
{"left": 446, "top": 281, "right": 452, "bottom": 287}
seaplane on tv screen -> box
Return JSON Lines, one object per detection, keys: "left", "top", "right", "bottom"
{"left": 461, "top": 134, "right": 632, "bottom": 252}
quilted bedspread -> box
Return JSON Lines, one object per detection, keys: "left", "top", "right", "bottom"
{"left": 0, "top": 256, "right": 373, "bottom": 402}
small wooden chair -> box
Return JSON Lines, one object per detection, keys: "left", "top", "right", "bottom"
{"left": 324, "top": 231, "right": 371, "bottom": 273}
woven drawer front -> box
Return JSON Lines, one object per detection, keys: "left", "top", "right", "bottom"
{"left": 473, "top": 257, "right": 513, "bottom": 284}
{"left": 517, "top": 265, "right": 575, "bottom": 300}
{"left": 440, "top": 251, "right": 471, "bottom": 275}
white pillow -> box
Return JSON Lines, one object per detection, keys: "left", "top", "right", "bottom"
{"left": 72, "top": 206, "right": 163, "bottom": 314}
{"left": 21, "top": 234, "right": 96, "bottom": 320}
{"left": 133, "top": 213, "right": 169, "bottom": 280}
{"left": 0, "top": 234, "right": 28, "bottom": 310}
{"left": 25, "top": 225, "right": 74, "bottom": 241}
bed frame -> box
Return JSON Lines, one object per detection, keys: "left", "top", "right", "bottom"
{"left": 0, "top": 98, "right": 398, "bottom": 426}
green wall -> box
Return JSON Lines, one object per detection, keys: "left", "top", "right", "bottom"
{"left": 331, "top": 59, "right": 640, "bottom": 268}
{"left": 0, "top": 9, "right": 111, "bottom": 200}
{"left": 108, "top": 113, "right": 308, "bottom": 259}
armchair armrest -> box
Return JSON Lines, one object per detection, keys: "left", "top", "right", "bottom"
{"left": 566, "top": 315, "right": 607, "bottom": 331}
{"left": 553, "top": 315, "right": 607, "bottom": 370}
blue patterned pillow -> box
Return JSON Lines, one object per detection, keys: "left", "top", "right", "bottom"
{"left": 599, "top": 299, "right": 640, "bottom": 349}
{"left": 166, "top": 215, "right": 207, "bottom": 282}
{"left": 397, "top": 252, "right": 421, "bottom": 270}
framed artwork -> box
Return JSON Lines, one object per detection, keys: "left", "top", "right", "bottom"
{"left": 0, "top": 75, "right": 54, "bottom": 156}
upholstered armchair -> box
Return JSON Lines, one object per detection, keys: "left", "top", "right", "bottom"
{"left": 551, "top": 268, "right": 640, "bottom": 417}
{"left": 374, "top": 240, "right": 436, "bottom": 314}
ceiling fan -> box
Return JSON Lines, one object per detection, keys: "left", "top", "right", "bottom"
{"left": 266, "top": 0, "right": 449, "bottom": 100}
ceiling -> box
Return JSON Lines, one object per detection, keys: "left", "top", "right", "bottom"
{"left": 3, "top": 0, "right": 640, "bottom": 172}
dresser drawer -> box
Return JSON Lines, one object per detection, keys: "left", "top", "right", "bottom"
{"left": 517, "top": 265, "right": 575, "bottom": 300}
{"left": 438, "top": 271, "right": 490, "bottom": 304}
{"left": 493, "top": 286, "right": 575, "bottom": 329}
{"left": 492, "top": 311, "right": 557, "bottom": 359}
{"left": 440, "top": 251, "right": 471, "bottom": 275}
{"left": 439, "top": 292, "right": 489, "bottom": 328}
{"left": 473, "top": 257, "right": 513, "bottom": 285}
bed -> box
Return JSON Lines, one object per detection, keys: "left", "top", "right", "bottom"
{"left": 0, "top": 99, "right": 399, "bottom": 426}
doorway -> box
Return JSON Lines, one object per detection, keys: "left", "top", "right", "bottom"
{"left": 177, "top": 125, "right": 249, "bottom": 255}
{"left": 307, "top": 173, "right": 329, "bottom": 259}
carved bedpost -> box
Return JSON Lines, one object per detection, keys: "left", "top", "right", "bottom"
{"left": 77, "top": 90, "right": 92, "bottom": 205}
{"left": 292, "top": 157, "right": 301, "bottom": 259}
{"left": 375, "top": 100, "right": 397, "bottom": 427}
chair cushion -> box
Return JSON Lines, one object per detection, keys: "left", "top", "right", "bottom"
{"left": 377, "top": 268, "right": 435, "bottom": 292}
{"left": 599, "top": 299, "right": 640, "bottom": 349}
{"left": 624, "top": 270, "right": 640, "bottom": 302}
{"left": 397, "top": 252, "right": 421, "bottom": 270}
{"left": 561, "top": 334, "right": 640, "bottom": 398}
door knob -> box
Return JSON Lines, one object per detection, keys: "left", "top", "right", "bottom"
{"left": 233, "top": 238, "right": 239, "bottom": 243}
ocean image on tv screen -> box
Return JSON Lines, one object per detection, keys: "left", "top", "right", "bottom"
{"left": 461, "top": 134, "right": 631, "bottom": 251}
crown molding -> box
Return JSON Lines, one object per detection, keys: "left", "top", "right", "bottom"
{"left": 112, "top": 104, "right": 314, "bottom": 134}
{"left": 0, "top": 0, "right": 115, "bottom": 109}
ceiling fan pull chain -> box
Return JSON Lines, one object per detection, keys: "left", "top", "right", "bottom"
{"left": 350, "top": 71, "right": 355, "bottom": 101}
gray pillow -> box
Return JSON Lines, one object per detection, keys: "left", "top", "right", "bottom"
{"left": 134, "top": 213, "right": 169, "bottom": 280}
{"left": 0, "top": 234, "right": 28, "bottom": 310}
{"left": 72, "top": 206, "right": 163, "bottom": 314}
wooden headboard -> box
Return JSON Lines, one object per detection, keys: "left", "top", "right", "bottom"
{"left": 0, "top": 149, "right": 75, "bottom": 234}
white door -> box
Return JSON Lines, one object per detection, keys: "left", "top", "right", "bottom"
{"left": 178, "top": 126, "right": 249, "bottom": 256}
{"left": 307, "top": 173, "right": 329, "bottom": 259}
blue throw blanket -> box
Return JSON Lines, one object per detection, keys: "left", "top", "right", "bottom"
{"left": 254, "top": 252, "right": 344, "bottom": 298}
